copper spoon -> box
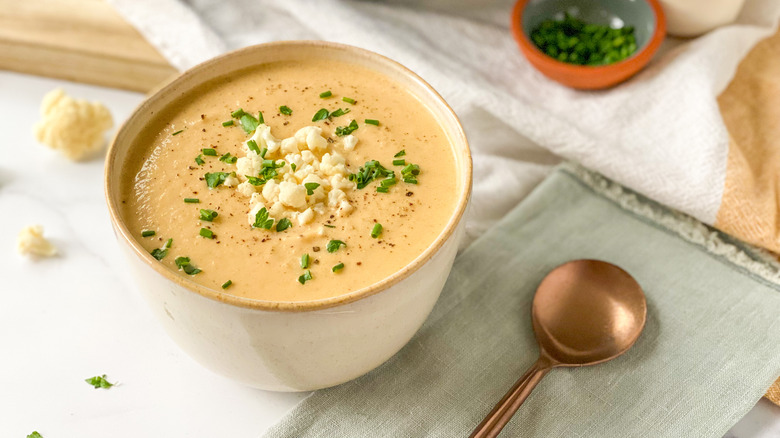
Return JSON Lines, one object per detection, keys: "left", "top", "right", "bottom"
{"left": 470, "top": 259, "right": 647, "bottom": 438}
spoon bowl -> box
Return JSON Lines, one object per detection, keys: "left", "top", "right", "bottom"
{"left": 471, "top": 260, "right": 646, "bottom": 438}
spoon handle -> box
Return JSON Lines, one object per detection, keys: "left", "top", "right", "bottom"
{"left": 469, "top": 358, "right": 551, "bottom": 438}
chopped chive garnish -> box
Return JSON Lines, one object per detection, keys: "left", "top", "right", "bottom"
{"left": 348, "top": 160, "right": 394, "bottom": 189}
{"left": 342, "top": 97, "right": 356, "bottom": 104}
{"left": 199, "top": 228, "right": 214, "bottom": 239}
{"left": 175, "top": 256, "right": 202, "bottom": 275}
{"left": 304, "top": 182, "right": 320, "bottom": 195}
{"left": 319, "top": 90, "right": 332, "bottom": 98}
{"left": 393, "top": 159, "right": 406, "bottom": 166}
{"left": 279, "top": 105, "right": 292, "bottom": 115}
{"left": 330, "top": 108, "right": 351, "bottom": 118}
{"left": 301, "top": 253, "right": 310, "bottom": 269}
{"left": 205, "top": 171, "right": 230, "bottom": 188}
{"left": 298, "top": 270, "right": 312, "bottom": 285}
{"left": 231, "top": 108, "right": 246, "bottom": 118}
{"left": 380, "top": 178, "right": 397, "bottom": 188}
{"left": 151, "top": 238, "right": 171, "bottom": 260}
{"left": 246, "top": 139, "right": 261, "bottom": 154}
{"left": 335, "top": 119, "right": 359, "bottom": 136}
{"left": 276, "top": 218, "right": 292, "bottom": 232}
{"left": 326, "top": 240, "right": 346, "bottom": 253}
{"left": 202, "top": 148, "right": 217, "bottom": 156}
{"left": 221, "top": 280, "right": 233, "bottom": 289}
{"left": 401, "top": 163, "right": 421, "bottom": 185}
{"left": 323, "top": 224, "right": 336, "bottom": 228}
{"left": 332, "top": 263, "right": 345, "bottom": 273}
{"left": 365, "top": 119, "right": 379, "bottom": 126}
{"left": 371, "top": 223, "right": 383, "bottom": 238}
{"left": 199, "top": 209, "right": 218, "bottom": 222}
{"left": 195, "top": 154, "right": 205, "bottom": 165}
{"left": 222, "top": 120, "right": 234, "bottom": 127}
{"left": 85, "top": 374, "right": 114, "bottom": 389}
{"left": 376, "top": 186, "right": 389, "bottom": 193}
{"left": 164, "top": 238, "right": 172, "bottom": 248}
{"left": 219, "top": 152, "right": 237, "bottom": 164}
{"left": 312, "top": 108, "right": 330, "bottom": 122}
{"left": 403, "top": 177, "right": 418, "bottom": 184}
{"left": 172, "top": 130, "right": 184, "bottom": 136}
{"left": 291, "top": 163, "right": 297, "bottom": 172}
{"left": 252, "top": 207, "right": 274, "bottom": 229}
{"left": 258, "top": 111, "right": 265, "bottom": 125}
{"left": 260, "top": 147, "right": 268, "bottom": 158}
{"left": 394, "top": 150, "right": 406, "bottom": 157}
{"left": 141, "top": 230, "right": 156, "bottom": 237}
{"left": 184, "top": 198, "right": 200, "bottom": 204}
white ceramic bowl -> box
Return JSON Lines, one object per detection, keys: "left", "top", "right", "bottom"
{"left": 658, "top": 0, "right": 745, "bottom": 37}
{"left": 105, "top": 41, "right": 472, "bottom": 392}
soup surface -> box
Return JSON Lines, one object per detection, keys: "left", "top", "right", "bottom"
{"left": 122, "top": 58, "right": 459, "bottom": 302}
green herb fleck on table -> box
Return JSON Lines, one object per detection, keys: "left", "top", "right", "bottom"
{"left": 200, "top": 209, "right": 218, "bottom": 222}
{"left": 85, "top": 374, "right": 114, "bottom": 389}
{"left": 175, "top": 256, "right": 202, "bottom": 275}
{"left": 327, "top": 240, "right": 346, "bottom": 253}
{"left": 298, "top": 270, "right": 313, "bottom": 285}
{"left": 530, "top": 13, "right": 637, "bottom": 66}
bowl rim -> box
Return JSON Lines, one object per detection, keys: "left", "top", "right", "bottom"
{"left": 511, "top": 0, "right": 666, "bottom": 76}
{"left": 104, "top": 40, "right": 473, "bottom": 313}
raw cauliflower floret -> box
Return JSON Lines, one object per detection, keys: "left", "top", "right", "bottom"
{"left": 330, "top": 174, "right": 355, "bottom": 191}
{"left": 236, "top": 152, "right": 262, "bottom": 177}
{"left": 328, "top": 188, "right": 347, "bottom": 207}
{"left": 247, "top": 202, "right": 266, "bottom": 226}
{"left": 16, "top": 225, "right": 57, "bottom": 257}
{"left": 302, "top": 174, "right": 328, "bottom": 203}
{"left": 236, "top": 181, "right": 257, "bottom": 197}
{"left": 262, "top": 179, "right": 280, "bottom": 203}
{"left": 343, "top": 134, "right": 358, "bottom": 152}
{"left": 278, "top": 181, "right": 307, "bottom": 209}
{"left": 223, "top": 173, "right": 240, "bottom": 187}
{"left": 320, "top": 152, "right": 348, "bottom": 176}
{"left": 245, "top": 124, "right": 280, "bottom": 154}
{"left": 34, "top": 89, "right": 113, "bottom": 160}
{"left": 294, "top": 126, "right": 320, "bottom": 145}
{"left": 297, "top": 208, "right": 315, "bottom": 225}
{"left": 338, "top": 200, "right": 354, "bottom": 217}
{"left": 280, "top": 137, "right": 299, "bottom": 155}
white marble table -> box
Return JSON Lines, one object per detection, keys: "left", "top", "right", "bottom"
{"left": 1, "top": 70, "right": 778, "bottom": 437}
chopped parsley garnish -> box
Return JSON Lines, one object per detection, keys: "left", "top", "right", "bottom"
{"left": 199, "top": 228, "right": 214, "bottom": 239}
{"left": 332, "top": 263, "right": 345, "bottom": 273}
{"left": 349, "top": 160, "right": 395, "bottom": 189}
{"left": 335, "top": 119, "right": 359, "bottom": 137}
{"left": 195, "top": 155, "right": 205, "bottom": 165}
{"left": 205, "top": 171, "right": 230, "bottom": 188}
{"left": 184, "top": 198, "right": 200, "bottom": 203}
{"left": 301, "top": 253, "right": 310, "bottom": 269}
{"left": 27, "top": 432, "right": 43, "bottom": 438}
{"left": 312, "top": 108, "right": 330, "bottom": 122}
{"left": 222, "top": 280, "right": 233, "bottom": 289}
{"left": 323, "top": 224, "right": 335, "bottom": 228}
{"left": 219, "top": 152, "right": 237, "bottom": 164}
{"left": 392, "top": 159, "right": 405, "bottom": 166}
{"left": 199, "top": 209, "right": 218, "bottom": 222}
{"left": 276, "top": 218, "right": 292, "bottom": 232}
{"left": 304, "top": 182, "right": 320, "bottom": 195}
{"left": 291, "top": 163, "right": 297, "bottom": 172}
{"left": 175, "top": 256, "right": 202, "bottom": 275}
{"left": 402, "top": 163, "right": 421, "bottom": 184}
{"left": 231, "top": 108, "right": 246, "bottom": 118}
{"left": 330, "top": 108, "right": 351, "bottom": 118}
{"left": 326, "top": 240, "right": 346, "bottom": 253}
{"left": 141, "top": 230, "right": 156, "bottom": 237}
{"left": 319, "top": 90, "right": 332, "bottom": 98}
{"left": 222, "top": 120, "right": 234, "bottom": 127}
{"left": 246, "top": 139, "right": 261, "bottom": 154}
{"left": 279, "top": 105, "right": 293, "bottom": 115}
{"left": 245, "top": 176, "right": 266, "bottom": 186}
{"left": 172, "top": 130, "right": 184, "bottom": 136}
{"left": 252, "top": 207, "right": 274, "bottom": 230}
{"left": 342, "top": 97, "right": 356, "bottom": 104}
{"left": 298, "top": 270, "right": 312, "bottom": 284}
{"left": 232, "top": 108, "right": 262, "bottom": 134}
{"left": 151, "top": 238, "right": 171, "bottom": 260}
{"left": 371, "top": 223, "right": 383, "bottom": 238}
{"left": 394, "top": 150, "right": 406, "bottom": 157}
{"left": 202, "top": 148, "right": 217, "bottom": 156}
{"left": 85, "top": 375, "right": 114, "bottom": 389}
{"left": 365, "top": 119, "right": 379, "bottom": 126}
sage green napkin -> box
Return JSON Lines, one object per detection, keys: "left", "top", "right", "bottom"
{"left": 264, "top": 164, "right": 780, "bottom": 438}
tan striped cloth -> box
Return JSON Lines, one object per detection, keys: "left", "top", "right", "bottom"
{"left": 717, "top": 27, "right": 780, "bottom": 405}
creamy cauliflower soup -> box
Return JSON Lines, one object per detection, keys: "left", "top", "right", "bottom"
{"left": 121, "top": 58, "right": 458, "bottom": 302}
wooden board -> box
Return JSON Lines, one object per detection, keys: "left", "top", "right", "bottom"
{"left": 0, "top": 0, "right": 178, "bottom": 92}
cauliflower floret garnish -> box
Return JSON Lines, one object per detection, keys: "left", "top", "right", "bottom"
{"left": 34, "top": 89, "right": 113, "bottom": 160}
{"left": 343, "top": 134, "right": 358, "bottom": 151}
{"left": 278, "top": 181, "right": 307, "bottom": 209}
{"left": 17, "top": 225, "right": 57, "bottom": 257}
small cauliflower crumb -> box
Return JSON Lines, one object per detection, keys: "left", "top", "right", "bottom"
{"left": 16, "top": 225, "right": 57, "bottom": 257}
{"left": 34, "top": 89, "right": 114, "bottom": 160}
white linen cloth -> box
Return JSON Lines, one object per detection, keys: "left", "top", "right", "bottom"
{"left": 109, "top": 0, "right": 780, "bottom": 245}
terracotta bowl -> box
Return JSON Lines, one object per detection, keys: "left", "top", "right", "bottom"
{"left": 511, "top": 0, "right": 666, "bottom": 89}
{"left": 104, "top": 41, "right": 472, "bottom": 391}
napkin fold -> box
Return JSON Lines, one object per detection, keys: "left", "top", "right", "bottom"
{"left": 264, "top": 165, "right": 780, "bottom": 438}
